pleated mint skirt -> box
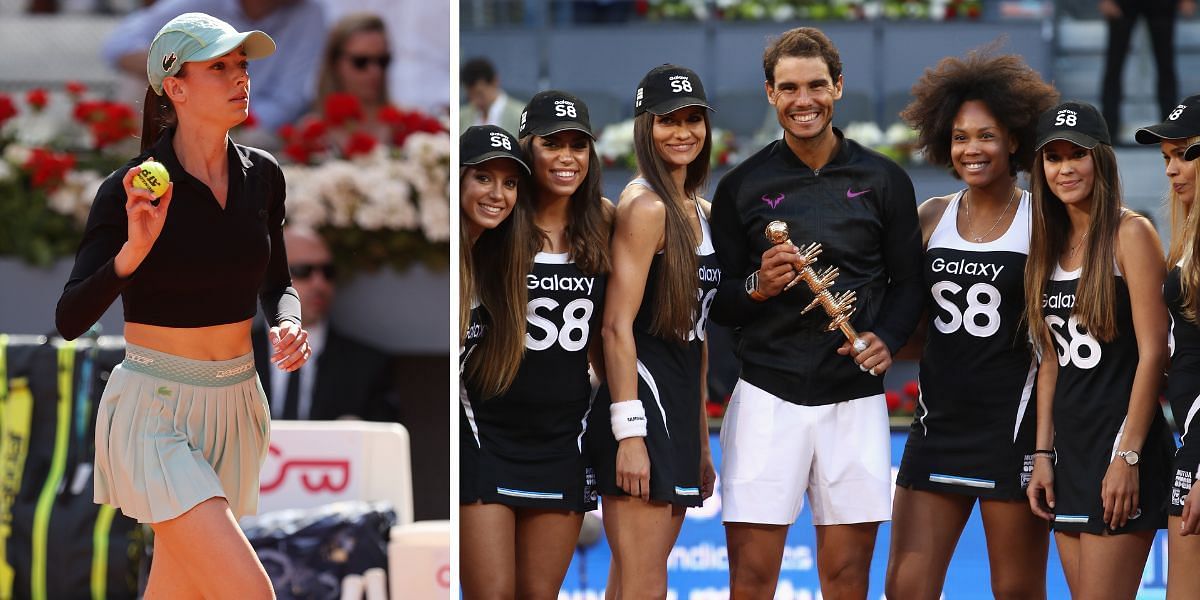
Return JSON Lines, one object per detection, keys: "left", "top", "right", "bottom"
{"left": 94, "top": 344, "right": 270, "bottom": 524}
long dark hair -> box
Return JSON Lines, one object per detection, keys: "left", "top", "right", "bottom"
{"left": 1025, "top": 143, "right": 1124, "bottom": 350}
{"left": 140, "top": 66, "right": 185, "bottom": 152}
{"left": 467, "top": 182, "right": 539, "bottom": 400}
{"left": 519, "top": 135, "right": 611, "bottom": 276}
{"left": 632, "top": 110, "right": 712, "bottom": 342}
{"left": 458, "top": 171, "right": 475, "bottom": 347}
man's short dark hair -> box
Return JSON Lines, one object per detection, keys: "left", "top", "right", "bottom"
{"left": 461, "top": 57, "right": 498, "bottom": 87}
{"left": 762, "top": 27, "right": 843, "bottom": 86}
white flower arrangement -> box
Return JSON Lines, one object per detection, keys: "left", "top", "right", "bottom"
{"left": 278, "top": 129, "right": 451, "bottom": 274}
{"left": 0, "top": 137, "right": 102, "bottom": 229}
{"left": 281, "top": 131, "right": 449, "bottom": 243}
{"left": 46, "top": 168, "right": 104, "bottom": 225}
{"left": 842, "top": 121, "right": 885, "bottom": 148}
{"left": 595, "top": 119, "right": 638, "bottom": 168}
{"left": 843, "top": 120, "right": 923, "bottom": 164}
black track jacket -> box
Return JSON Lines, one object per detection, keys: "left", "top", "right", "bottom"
{"left": 711, "top": 130, "right": 923, "bottom": 406}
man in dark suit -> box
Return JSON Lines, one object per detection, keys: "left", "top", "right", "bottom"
{"left": 253, "top": 226, "right": 398, "bottom": 421}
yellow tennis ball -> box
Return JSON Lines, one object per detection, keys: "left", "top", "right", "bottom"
{"left": 132, "top": 160, "right": 170, "bottom": 198}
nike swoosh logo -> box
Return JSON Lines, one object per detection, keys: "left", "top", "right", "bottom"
{"left": 847, "top": 188, "right": 870, "bottom": 199}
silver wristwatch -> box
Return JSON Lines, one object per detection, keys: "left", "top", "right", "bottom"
{"left": 744, "top": 271, "right": 760, "bottom": 296}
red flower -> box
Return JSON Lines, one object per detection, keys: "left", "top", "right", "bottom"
{"left": 377, "top": 105, "right": 401, "bottom": 125}
{"left": 105, "top": 102, "right": 135, "bottom": 123}
{"left": 24, "top": 148, "right": 75, "bottom": 190}
{"left": 323, "top": 92, "right": 364, "bottom": 126}
{"left": 65, "top": 81, "right": 87, "bottom": 98}
{"left": 91, "top": 121, "right": 121, "bottom": 148}
{"left": 26, "top": 88, "right": 48, "bottom": 111}
{"left": 705, "top": 400, "right": 724, "bottom": 419}
{"left": 903, "top": 380, "right": 920, "bottom": 399}
{"left": 301, "top": 119, "right": 328, "bottom": 143}
{"left": 278, "top": 117, "right": 330, "bottom": 164}
{"left": 379, "top": 105, "right": 444, "bottom": 146}
{"left": 284, "top": 142, "right": 313, "bottom": 164}
{"left": 241, "top": 111, "right": 259, "bottom": 129}
{"left": 73, "top": 100, "right": 97, "bottom": 123}
{"left": 343, "top": 131, "right": 378, "bottom": 158}
{"left": 71, "top": 100, "right": 136, "bottom": 148}
{"left": 885, "top": 391, "right": 901, "bottom": 412}
{"left": 0, "top": 94, "right": 16, "bottom": 127}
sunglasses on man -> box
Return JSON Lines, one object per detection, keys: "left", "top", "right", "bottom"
{"left": 289, "top": 263, "right": 337, "bottom": 281}
{"left": 347, "top": 53, "right": 392, "bottom": 71}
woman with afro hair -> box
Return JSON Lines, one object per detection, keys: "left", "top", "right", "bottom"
{"left": 885, "top": 47, "right": 1059, "bottom": 599}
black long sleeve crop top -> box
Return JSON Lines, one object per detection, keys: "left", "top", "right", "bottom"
{"left": 55, "top": 128, "right": 300, "bottom": 340}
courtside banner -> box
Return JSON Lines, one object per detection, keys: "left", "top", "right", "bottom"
{"left": 560, "top": 433, "right": 1171, "bottom": 599}
{"left": 258, "top": 422, "right": 415, "bottom": 524}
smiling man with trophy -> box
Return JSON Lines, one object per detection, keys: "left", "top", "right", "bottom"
{"left": 709, "top": 27, "right": 924, "bottom": 599}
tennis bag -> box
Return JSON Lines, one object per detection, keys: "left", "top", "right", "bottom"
{"left": 243, "top": 501, "right": 396, "bottom": 600}
{"left": 0, "top": 334, "right": 144, "bottom": 600}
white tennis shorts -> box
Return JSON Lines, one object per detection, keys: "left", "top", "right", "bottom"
{"left": 719, "top": 379, "right": 891, "bottom": 526}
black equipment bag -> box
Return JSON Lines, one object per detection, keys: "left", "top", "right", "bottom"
{"left": 0, "top": 334, "right": 144, "bottom": 600}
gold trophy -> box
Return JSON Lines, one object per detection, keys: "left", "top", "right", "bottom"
{"left": 765, "top": 220, "right": 869, "bottom": 355}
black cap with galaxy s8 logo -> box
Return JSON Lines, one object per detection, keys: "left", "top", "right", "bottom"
{"left": 1035, "top": 101, "right": 1111, "bottom": 151}
{"left": 1136, "top": 94, "right": 1200, "bottom": 145}
{"left": 634, "top": 64, "right": 713, "bottom": 116}
{"left": 518, "top": 90, "right": 593, "bottom": 139}
{"left": 461, "top": 125, "right": 529, "bottom": 174}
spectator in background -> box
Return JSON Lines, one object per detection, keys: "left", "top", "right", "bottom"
{"left": 459, "top": 57, "right": 524, "bottom": 137}
{"left": 314, "top": 13, "right": 389, "bottom": 118}
{"left": 315, "top": 0, "right": 449, "bottom": 115}
{"left": 253, "top": 226, "right": 399, "bottom": 422}
{"left": 103, "top": 0, "right": 327, "bottom": 132}
{"left": 1099, "top": 0, "right": 1195, "bottom": 143}
{"left": 302, "top": 10, "right": 393, "bottom": 147}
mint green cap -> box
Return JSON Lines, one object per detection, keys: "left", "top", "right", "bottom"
{"left": 147, "top": 12, "right": 276, "bottom": 95}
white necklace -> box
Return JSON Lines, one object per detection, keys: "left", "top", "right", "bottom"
{"left": 964, "top": 187, "right": 1019, "bottom": 243}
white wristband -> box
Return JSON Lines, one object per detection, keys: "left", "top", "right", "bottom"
{"left": 610, "top": 400, "right": 648, "bottom": 440}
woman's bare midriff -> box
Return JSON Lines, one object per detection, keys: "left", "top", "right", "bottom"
{"left": 123, "top": 319, "right": 254, "bottom": 360}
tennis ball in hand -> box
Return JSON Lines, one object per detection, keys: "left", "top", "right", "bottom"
{"left": 132, "top": 160, "right": 170, "bottom": 199}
